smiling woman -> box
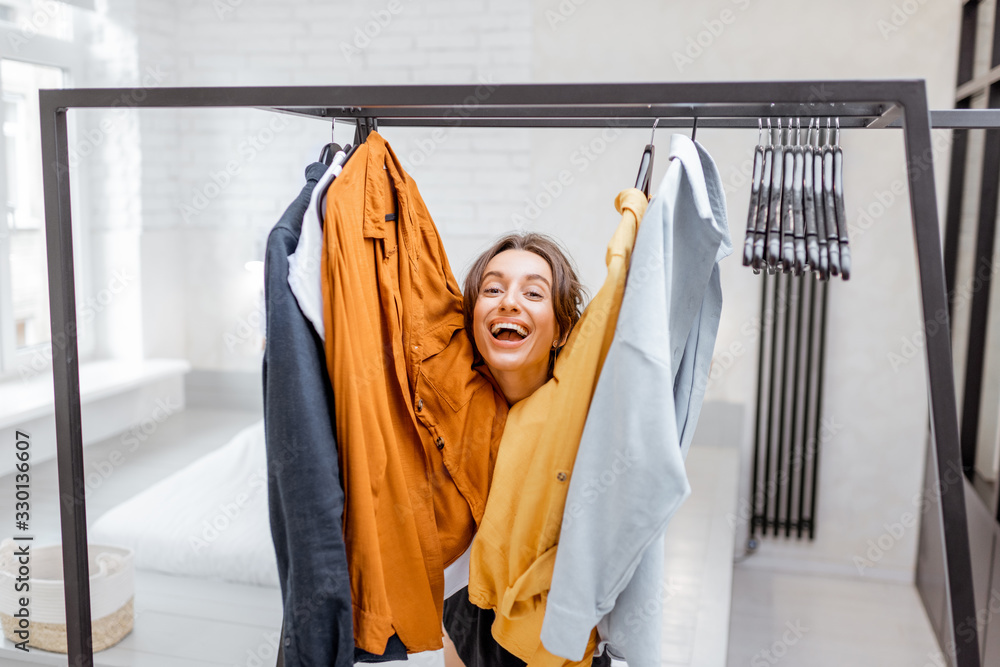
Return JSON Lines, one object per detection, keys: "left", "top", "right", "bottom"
{"left": 461, "top": 233, "right": 587, "bottom": 405}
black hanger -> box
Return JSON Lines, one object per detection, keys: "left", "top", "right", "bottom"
{"left": 813, "top": 125, "right": 829, "bottom": 281}
{"left": 802, "top": 119, "right": 819, "bottom": 272}
{"left": 354, "top": 116, "right": 378, "bottom": 144}
{"left": 822, "top": 120, "right": 841, "bottom": 277}
{"left": 317, "top": 119, "right": 343, "bottom": 165}
{"left": 833, "top": 119, "right": 851, "bottom": 280}
{"left": 781, "top": 120, "right": 796, "bottom": 271}
{"left": 634, "top": 118, "right": 659, "bottom": 197}
{"left": 743, "top": 120, "right": 764, "bottom": 268}
{"left": 791, "top": 119, "right": 807, "bottom": 275}
{"left": 319, "top": 142, "right": 344, "bottom": 165}
{"left": 766, "top": 119, "right": 785, "bottom": 271}
{"left": 753, "top": 119, "right": 774, "bottom": 272}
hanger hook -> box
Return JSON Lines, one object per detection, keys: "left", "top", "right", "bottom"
{"left": 691, "top": 116, "right": 698, "bottom": 142}
{"left": 757, "top": 118, "right": 763, "bottom": 146}
{"left": 835, "top": 117, "right": 841, "bottom": 146}
{"left": 650, "top": 117, "right": 660, "bottom": 144}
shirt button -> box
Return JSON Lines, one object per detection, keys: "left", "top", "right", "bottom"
{"left": 416, "top": 399, "right": 423, "bottom": 412}
{"left": 556, "top": 472, "right": 567, "bottom": 482}
{"left": 435, "top": 437, "right": 444, "bottom": 450}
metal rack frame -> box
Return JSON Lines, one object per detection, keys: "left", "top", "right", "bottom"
{"left": 36, "top": 80, "right": 979, "bottom": 666}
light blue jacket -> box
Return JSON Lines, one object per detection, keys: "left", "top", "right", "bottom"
{"left": 540, "top": 134, "right": 732, "bottom": 666}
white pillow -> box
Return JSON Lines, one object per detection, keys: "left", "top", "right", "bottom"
{"left": 91, "top": 419, "right": 279, "bottom": 588}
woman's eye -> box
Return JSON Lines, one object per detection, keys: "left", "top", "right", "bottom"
{"left": 527, "top": 291, "right": 543, "bottom": 298}
{"left": 483, "top": 287, "right": 501, "bottom": 295}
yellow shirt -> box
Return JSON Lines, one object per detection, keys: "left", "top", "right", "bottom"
{"left": 467, "top": 189, "right": 647, "bottom": 667}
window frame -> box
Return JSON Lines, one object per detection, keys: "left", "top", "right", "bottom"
{"left": 0, "top": 5, "right": 92, "bottom": 382}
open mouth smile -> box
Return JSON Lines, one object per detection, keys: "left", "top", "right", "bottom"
{"left": 489, "top": 321, "right": 531, "bottom": 347}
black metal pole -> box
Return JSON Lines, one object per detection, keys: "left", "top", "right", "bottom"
{"left": 785, "top": 275, "right": 805, "bottom": 537}
{"left": 797, "top": 275, "right": 817, "bottom": 539}
{"left": 764, "top": 272, "right": 783, "bottom": 534}
{"left": 901, "top": 82, "right": 982, "bottom": 667}
{"left": 749, "top": 273, "right": 770, "bottom": 538}
{"left": 943, "top": 3, "right": 978, "bottom": 317}
{"left": 775, "top": 273, "right": 794, "bottom": 535}
{"left": 807, "top": 280, "right": 829, "bottom": 540}
{"left": 39, "top": 101, "right": 94, "bottom": 665}
{"left": 959, "top": 110, "right": 1000, "bottom": 479}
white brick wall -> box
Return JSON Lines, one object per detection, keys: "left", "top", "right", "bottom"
{"left": 159, "top": 0, "right": 532, "bottom": 371}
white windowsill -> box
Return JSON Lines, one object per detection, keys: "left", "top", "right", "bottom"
{"left": 0, "top": 358, "right": 191, "bottom": 430}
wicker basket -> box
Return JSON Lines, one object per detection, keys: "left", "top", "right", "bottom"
{"left": 0, "top": 538, "right": 134, "bottom": 652}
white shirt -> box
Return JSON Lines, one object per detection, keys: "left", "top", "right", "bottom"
{"left": 287, "top": 152, "right": 346, "bottom": 339}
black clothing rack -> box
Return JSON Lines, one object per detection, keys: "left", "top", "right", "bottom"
{"left": 36, "top": 81, "right": 983, "bottom": 667}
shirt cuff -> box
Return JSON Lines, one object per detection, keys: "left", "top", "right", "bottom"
{"left": 539, "top": 600, "right": 599, "bottom": 662}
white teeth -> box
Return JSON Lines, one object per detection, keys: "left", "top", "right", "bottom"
{"left": 491, "top": 322, "right": 529, "bottom": 337}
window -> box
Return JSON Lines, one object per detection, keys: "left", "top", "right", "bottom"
{"left": 0, "top": 0, "right": 89, "bottom": 380}
{"left": 0, "top": 59, "right": 64, "bottom": 376}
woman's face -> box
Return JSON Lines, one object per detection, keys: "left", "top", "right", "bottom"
{"left": 472, "top": 249, "right": 560, "bottom": 382}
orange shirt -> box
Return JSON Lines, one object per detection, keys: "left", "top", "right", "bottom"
{"left": 320, "top": 132, "right": 508, "bottom": 654}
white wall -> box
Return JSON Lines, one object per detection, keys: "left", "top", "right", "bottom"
{"left": 72, "top": 0, "right": 962, "bottom": 582}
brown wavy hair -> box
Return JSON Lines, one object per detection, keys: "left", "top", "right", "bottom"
{"left": 462, "top": 233, "right": 587, "bottom": 367}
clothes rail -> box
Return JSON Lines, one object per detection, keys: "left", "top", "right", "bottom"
{"left": 36, "top": 80, "right": 979, "bottom": 667}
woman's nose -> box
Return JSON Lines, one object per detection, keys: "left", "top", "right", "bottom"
{"left": 498, "top": 290, "right": 520, "bottom": 312}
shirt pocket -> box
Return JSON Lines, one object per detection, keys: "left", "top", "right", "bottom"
{"left": 417, "top": 319, "right": 476, "bottom": 414}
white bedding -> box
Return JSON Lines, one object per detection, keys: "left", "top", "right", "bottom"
{"left": 90, "top": 419, "right": 279, "bottom": 587}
